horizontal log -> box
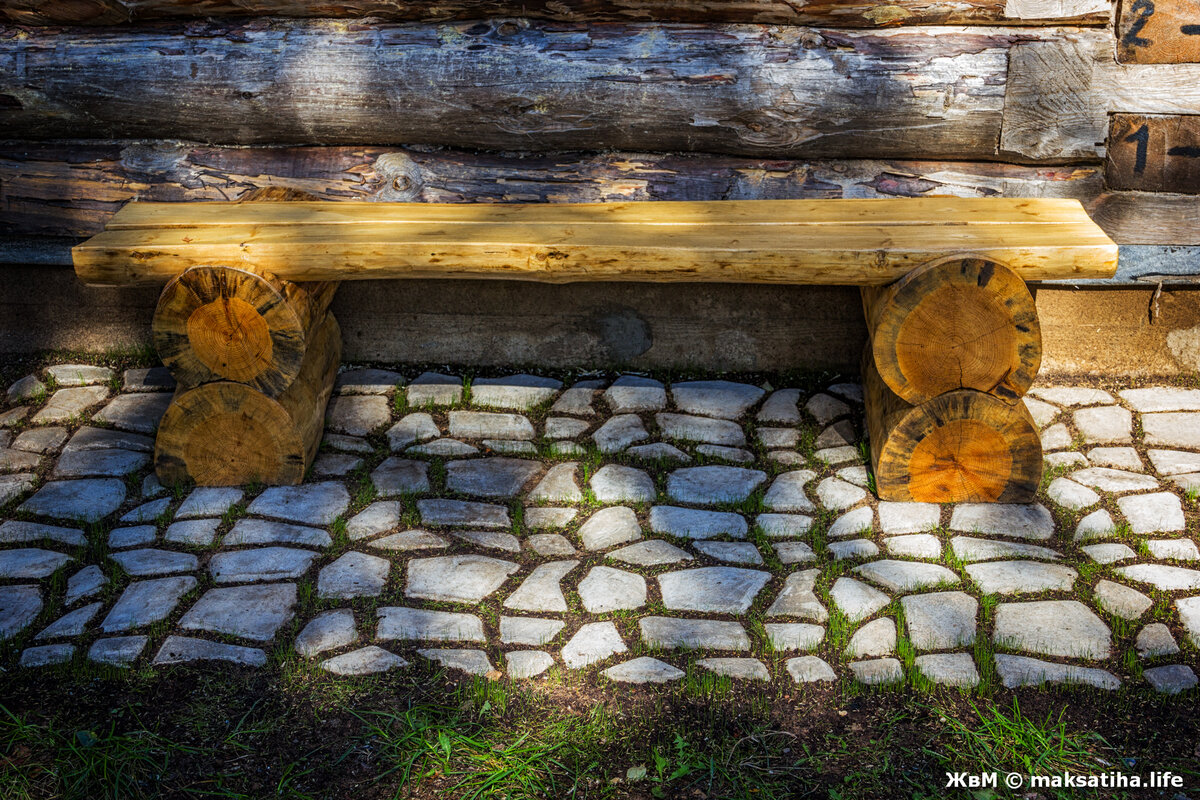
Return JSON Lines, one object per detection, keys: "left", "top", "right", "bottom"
{"left": 1116, "top": 0, "right": 1200, "bottom": 63}
{"left": 0, "top": 21, "right": 1062, "bottom": 158}
{"left": 0, "top": 0, "right": 1114, "bottom": 25}
{"left": 1087, "top": 191, "right": 1200, "bottom": 246}
{"left": 1107, "top": 113, "right": 1200, "bottom": 194}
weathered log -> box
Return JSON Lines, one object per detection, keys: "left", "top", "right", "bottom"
{"left": 863, "top": 347, "right": 1042, "bottom": 503}
{"left": 861, "top": 257, "right": 1041, "bottom": 405}
{"left": 0, "top": 22, "right": 1066, "bottom": 159}
{"left": 155, "top": 311, "right": 340, "bottom": 486}
{"left": 1107, "top": 114, "right": 1200, "bottom": 195}
{"left": 1087, "top": 192, "right": 1200, "bottom": 246}
{"left": 0, "top": 0, "right": 1112, "bottom": 26}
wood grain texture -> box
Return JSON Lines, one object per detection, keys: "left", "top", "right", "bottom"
{"left": 1088, "top": 191, "right": 1200, "bottom": 244}
{"left": 154, "top": 311, "right": 340, "bottom": 486}
{"left": 0, "top": 0, "right": 1113, "bottom": 25}
{"left": 861, "top": 257, "right": 1041, "bottom": 404}
{"left": 0, "top": 21, "right": 1058, "bottom": 158}
{"left": 1107, "top": 113, "right": 1200, "bottom": 193}
{"left": 1116, "top": 0, "right": 1200, "bottom": 63}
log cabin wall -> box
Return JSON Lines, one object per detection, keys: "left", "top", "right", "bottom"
{"left": 1, "top": 3, "right": 1199, "bottom": 375}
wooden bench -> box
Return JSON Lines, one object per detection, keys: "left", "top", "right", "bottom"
{"left": 72, "top": 195, "right": 1119, "bottom": 501}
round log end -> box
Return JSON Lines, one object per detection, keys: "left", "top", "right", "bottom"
{"left": 870, "top": 257, "right": 1042, "bottom": 405}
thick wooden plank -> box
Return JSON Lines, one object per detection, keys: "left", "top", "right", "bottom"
{"left": 1107, "top": 113, "right": 1200, "bottom": 192}
{"left": 1088, "top": 191, "right": 1200, "bottom": 245}
{"left": 0, "top": 22, "right": 1041, "bottom": 158}
{"left": 1116, "top": 0, "right": 1200, "bottom": 63}
{"left": 0, "top": 0, "right": 1113, "bottom": 25}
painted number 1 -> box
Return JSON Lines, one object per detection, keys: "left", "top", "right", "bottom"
{"left": 1125, "top": 123, "right": 1149, "bottom": 173}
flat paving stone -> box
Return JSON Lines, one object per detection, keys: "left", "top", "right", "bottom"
{"left": 815, "top": 420, "right": 856, "bottom": 448}
{"left": 764, "top": 623, "right": 824, "bottom": 651}
{"left": 153, "top": 636, "right": 266, "bottom": 667}
{"left": 406, "top": 555, "right": 519, "bottom": 603}
{"left": 649, "top": 506, "right": 747, "bottom": 540}
{"left": 313, "top": 453, "right": 362, "bottom": 477}
{"left": 1082, "top": 542, "right": 1137, "bottom": 564}
{"left": 965, "top": 561, "right": 1076, "bottom": 595}
{"left": 787, "top": 655, "right": 837, "bottom": 683}
{"left": 406, "top": 372, "right": 462, "bottom": 406}
{"left": 1087, "top": 447, "right": 1145, "bottom": 471}
{"left": 500, "top": 616, "right": 565, "bottom": 646}
{"left": 592, "top": 414, "right": 649, "bottom": 453}
{"left": 603, "top": 656, "right": 683, "bottom": 684}
{"left": 1074, "top": 509, "right": 1118, "bottom": 542}
{"left": 1029, "top": 387, "right": 1114, "bottom": 406}
{"left": 121, "top": 498, "right": 170, "bottom": 524}
{"left": 829, "top": 577, "right": 889, "bottom": 623}
{"left": 914, "top": 653, "right": 980, "bottom": 688}
{"left": 828, "top": 507, "right": 874, "bottom": 538}
{"left": 483, "top": 440, "right": 536, "bottom": 455}
{"left": 123, "top": 367, "right": 175, "bottom": 392}
{"left": 1094, "top": 579, "right": 1152, "bottom": 620}
{"left": 8, "top": 374, "right": 45, "bottom": 402}
{"left": 180, "top": 583, "right": 296, "bottom": 642}
{"left": 604, "top": 375, "right": 666, "bottom": 413}
{"left": 1142, "top": 412, "right": 1200, "bottom": 448}
{"left": 408, "top": 438, "right": 478, "bottom": 456}
{"left": 767, "top": 451, "right": 806, "bottom": 466}
{"left": 209, "top": 548, "right": 319, "bottom": 583}
{"left": 608, "top": 539, "right": 692, "bottom": 566}
{"left": 89, "top": 636, "right": 148, "bottom": 667}
{"left": 164, "top": 519, "right": 220, "bottom": 546}
{"left": 1072, "top": 467, "right": 1159, "bottom": 493}
{"left": 110, "top": 548, "right": 198, "bottom": 577}
{"left": 877, "top": 502, "right": 940, "bottom": 534}
{"left": 453, "top": 529, "right": 520, "bottom": 554}
{"left": 1074, "top": 406, "right": 1132, "bottom": 443}
{"left": 371, "top": 457, "right": 431, "bottom": 496}
{"left": 527, "top": 463, "right": 582, "bottom": 504}
{"left": 850, "top": 658, "right": 903, "bottom": 685}
{"left": 325, "top": 395, "right": 391, "bottom": 436}
{"left": 370, "top": 530, "right": 449, "bottom": 552}
{"left": 949, "top": 536, "right": 1061, "bottom": 563}
{"left": 34, "top": 385, "right": 110, "bottom": 424}
{"left": 347, "top": 501, "right": 402, "bottom": 540}
{"left": 1022, "top": 396, "right": 1060, "bottom": 427}
{"left": 13, "top": 426, "right": 69, "bottom": 454}
{"left": 19, "top": 478, "right": 126, "bottom": 522}
{"left": 639, "top": 616, "right": 750, "bottom": 651}
{"left": 696, "top": 657, "right": 770, "bottom": 681}
{"left": 418, "top": 498, "right": 510, "bottom": 528}
{"left": 386, "top": 412, "right": 439, "bottom": 451}
{"left": 1136, "top": 623, "right": 1180, "bottom": 658}
{"left": 36, "top": 602, "right": 101, "bottom": 640}
{"left": 295, "top": 609, "right": 358, "bottom": 657}
{"left": 694, "top": 540, "right": 762, "bottom": 564}
{"left": 1147, "top": 538, "right": 1200, "bottom": 560}
{"left": 1179, "top": 597, "right": 1200, "bottom": 648}
{"left": 902, "top": 592, "right": 977, "bottom": 650}
{"left": 551, "top": 383, "right": 599, "bottom": 416}
{"left": 590, "top": 465, "right": 655, "bottom": 503}
{"left": 758, "top": 389, "right": 802, "bottom": 424}
{"left": 667, "top": 466, "right": 766, "bottom": 505}
{"left": 828, "top": 539, "right": 879, "bottom": 561}
{"left": 805, "top": 393, "right": 850, "bottom": 424}
{"left": 691, "top": 445, "right": 752, "bottom": 462}
{"left": 626, "top": 443, "right": 691, "bottom": 463}
{"left": 576, "top": 566, "right": 644, "bottom": 613}
{"left": 1143, "top": 665, "right": 1198, "bottom": 694}
{"left": 814, "top": 446, "right": 861, "bottom": 465}
{"left": 1120, "top": 387, "right": 1200, "bottom": 412}
{"left": 141, "top": 474, "right": 165, "bottom": 498}
{"left": 377, "top": 607, "right": 485, "bottom": 642}
{"left": 248, "top": 482, "right": 349, "bottom": 526}
{"left": 758, "top": 427, "right": 799, "bottom": 448}
{"left": 526, "top": 533, "right": 577, "bottom": 556}
{"left": 846, "top": 618, "right": 895, "bottom": 658}
{"left": 0, "top": 585, "right": 42, "bottom": 640}
{"left": 42, "top": 364, "right": 108, "bottom": 387}
{"left": 0, "top": 473, "right": 35, "bottom": 507}
{"left": 1044, "top": 451, "right": 1088, "bottom": 469}
{"left": 176, "top": 487, "right": 243, "bottom": 519}
{"left": 448, "top": 411, "right": 534, "bottom": 440}
{"left": 762, "top": 470, "right": 817, "bottom": 512}
{"left": 774, "top": 541, "right": 817, "bottom": 565}
{"left": 948, "top": 503, "right": 1054, "bottom": 540}
{"left": 578, "top": 506, "right": 641, "bottom": 550}
{"left": 994, "top": 654, "right": 1119, "bottom": 690}
{"left": 101, "top": 576, "right": 197, "bottom": 633}
{"left": 561, "top": 621, "right": 627, "bottom": 669}
{"left": 0, "top": 548, "right": 72, "bottom": 578}
{"left": 65, "top": 566, "right": 106, "bottom": 605}
{"left": 658, "top": 567, "right": 769, "bottom": 614}
{"left": 756, "top": 513, "right": 813, "bottom": 539}
{"left": 1147, "top": 449, "right": 1200, "bottom": 476}
{"left": 334, "top": 368, "right": 403, "bottom": 395}
{"left": 816, "top": 477, "right": 866, "bottom": 511}
{"left": 224, "top": 519, "right": 331, "bottom": 549}
{"left": 471, "top": 374, "right": 561, "bottom": 409}
{"left": 993, "top": 600, "right": 1110, "bottom": 660}
{"left": 524, "top": 507, "right": 577, "bottom": 530}
{"left": 767, "top": 569, "right": 829, "bottom": 621}
{"left": 1046, "top": 478, "right": 1100, "bottom": 510}
{"left": 92, "top": 392, "right": 171, "bottom": 433}
{"left": 1117, "top": 492, "right": 1185, "bottom": 534}
{"left": 883, "top": 534, "right": 942, "bottom": 560}
{"left": 504, "top": 560, "right": 578, "bottom": 612}
{"left": 671, "top": 380, "right": 764, "bottom": 419}
{"left": 853, "top": 560, "right": 959, "bottom": 593}
{"left": 546, "top": 441, "right": 582, "bottom": 456}
{"left": 507, "top": 650, "right": 555, "bottom": 678}
{"left": 322, "top": 647, "right": 408, "bottom": 676}
{"left": 657, "top": 413, "right": 746, "bottom": 446}
{"left": 0, "top": 520, "right": 86, "bottom": 547}
{"left": 319, "top": 552, "right": 390, "bottom": 599}
{"left": 20, "top": 644, "right": 74, "bottom": 668}
{"left": 1116, "top": 564, "right": 1200, "bottom": 591}
{"left": 0, "top": 448, "right": 41, "bottom": 472}
{"left": 447, "top": 457, "right": 540, "bottom": 498}
{"left": 0, "top": 407, "right": 30, "bottom": 427}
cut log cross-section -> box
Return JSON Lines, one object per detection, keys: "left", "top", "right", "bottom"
{"left": 861, "top": 257, "right": 1042, "bottom": 405}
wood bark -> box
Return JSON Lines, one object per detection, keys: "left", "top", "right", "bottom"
{"left": 0, "top": 0, "right": 1113, "bottom": 26}
{"left": 0, "top": 22, "right": 1061, "bottom": 159}
{"left": 154, "top": 311, "right": 340, "bottom": 486}
{"left": 862, "top": 347, "right": 1042, "bottom": 503}
{"left": 861, "top": 256, "right": 1041, "bottom": 405}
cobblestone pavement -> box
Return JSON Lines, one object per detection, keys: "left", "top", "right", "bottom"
{"left": 1, "top": 365, "right": 1198, "bottom": 694}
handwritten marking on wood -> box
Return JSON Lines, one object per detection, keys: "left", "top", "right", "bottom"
{"left": 1108, "top": 113, "right": 1200, "bottom": 192}
{"left": 1117, "top": 0, "right": 1200, "bottom": 63}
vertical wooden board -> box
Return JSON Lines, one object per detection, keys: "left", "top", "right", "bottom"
{"left": 1117, "top": 0, "right": 1200, "bottom": 63}
{"left": 1108, "top": 113, "right": 1200, "bottom": 191}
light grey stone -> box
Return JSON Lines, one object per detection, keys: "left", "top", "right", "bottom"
{"left": 767, "top": 569, "right": 828, "bottom": 620}
{"left": 1147, "top": 449, "right": 1200, "bottom": 476}
{"left": 1170, "top": 473, "right": 1200, "bottom": 492}
{"left": 447, "top": 457, "right": 540, "bottom": 498}
{"left": 0, "top": 406, "right": 29, "bottom": 426}
{"left": 176, "top": 487, "right": 243, "bottom": 519}
{"left": 180, "top": 583, "right": 296, "bottom": 641}
{"left": 828, "top": 506, "right": 874, "bottom": 538}
{"left": 347, "top": 501, "right": 401, "bottom": 540}
{"left": 33, "top": 385, "right": 110, "bottom": 424}
{"left": 92, "top": 392, "right": 172, "bottom": 434}
{"left": 0, "top": 548, "right": 72, "bottom": 579}
{"left": 914, "top": 653, "right": 980, "bottom": 688}
{"left": 101, "top": 576, "right": 196, "bottom": 632}
{"left": 901, "top": 592, "right": 977, "bottom": 650}
{"left": 828, "top": 539, "right": 879, "bottom": 561}
{"left": 0, "top": 520, "right": 86, "bottom": 547}
{"left": 562, "top": 621, "right": 627, "bottom": 668}
{"left": 120, "top": 498, "right": 170, "bottom": 524}
{"left": 164, "top": 518, "right": 220, "bottom": 546}
{"left": 829, "top": 577, "right": 889, "bottom": 623}
{"left": 671, "top": 380, "right": 764, "bottom": 419}
{"left": 19, "top": 478, "right": 126, "bottom": 522}
{"left": 762, "top": 470, "right": 817, "bottom": 513}
{"left": 377, "top": 607, "right": 485, "bottom": 642}
{"left": 1074, "top": 406, "right": 1132, "bottom": 444}
{"left": 877, "top": 502, "right": 939, "bottom": 534}
{"left": 0, "top": 473, "right": 35, "bottom": 507}
{"left": 370, "top": 530, "right": 449, "bottom": 552}
{"left": 657, "top": 413, "right": 746, "bottom": 446}
{"left": 994, "top": 600, "right": 1110, "bottom": 660}
{"left": 1143, "top": 665, "right": 1198, "bottom": 694}
{"left": 545, "top": 417, "right": 590, "bottom": 439}
{"left": 504, "top": 560, "right": 579, "bottom": 612}
{"left": 764, "top": 622, "right": 824, "bottom": 651}
{"left": 471, "top": 374, "right": 561, "bottom": 410}
{"left": 578, "top": 566, "right": 646, "bottom": 612}
{"left": 49, "top": 364, "right": 120, "bottom": 387}
{"left": 386, "top": 412, "right": 439, "bottom": 451}
{"left": 639, "top": 616, "right": 749, "bottom": 650}
{"left": 883, "top": 534, "right": 942, "bottom": 560}
{"left": 1118, "top": 492, "right": 1185, "bottom": 534}
{"left": 965, "top": 561, "right": 1076, "bottom": 595}
{"left": 453, "top": 529, "right": 520, "bottom": 555}
{"left": 551, "top": 383, "right": 599, "bottom": 416}
{"left": 406, "top": 555, "right": 519, "bottom": 603}
{"left": 1029, "top": 387, "right": 1114, "bottom": 406}
{"left": 1022, "top": 396, "right": 1060, "bottom": 428}
{"left": 325, "top": 395, "right": 391, "bottom": 437}
{"left": 110, "top": 548, "right": 197, "bottom": 577}
{"left": 153, "top": 636, "right": 267, "bottom": 667}
{"left": 695, "top": 444, "right": 755, "bottom": 463}
{"left": 854, "top": 560, "right": 959, "bottom": 593}
{"left": 318, "top": 552, "right": 390, "bottom": 599}
{"left": 500, "top": 616, "right": 565, "bottom": 646}
{"left": 786, "top": 655, "right": 836, "bottom": 683}
{"left": 1143, "top": 412, "right": 1200, "bottom": 448}
{"left": 590, "top": 465, "right": 655, "bottom": 503}
{"left": 0, "top": 584, "right": 42, "bottom": 640}
{"left": 603, "top": 656, "right": 683, "bottom": 684}
{"left": 649, "top": 506, "right": 747, "bottom": 539}
{"left": 1120, "top": 387, "right": 1200, "bottom": 412}
{"left": 109, "top": 525, "right": 156, "bottom": 549}
{"left": 696, "top": 657, "right": 770, "bottom": 680}
{"left": 36, "top": 601, "right": 101, "bottom": 639}
{"left": 13, "top": 426, "right": 69, "bottom": 454}
{"left": 507, "top": 650, "right": 555, "bottom": 678}
{"left": 526, "top": 533, "right": 576, "bottom": 556}
{"left": 224, "top": 519, "right": 331, "bottom": 549}
{"left": 658, "top": 567, "right": 769, "bottom": 614}
{"left": 322, "top": 646, "right": 408, "bottom": 675}
{"left": 767, "top": 451, "right": 807, "bottom": 466}
{"left": 667, "top": 466, "right": 766, "bottom": 505}
{"left": 1087, "top": 447, "right": 1144, "bottom": 472}
{"left": 1046, "top": 478, "right": 1100, "bottom": 510}
{"left": 994, "top": 654, "right": 1119, "bottom": 690}
{"left": 123, "top": 367, "right": 174, "bottom": 392}
{"left": 1039, "top": 423, "right": 1072, "bottom": 450}
{"left": 948, "top": 503, "right": 1054, "bottom": 540}
{"left": 371, "top": 457, "right": 431, "bottom": 496}
{"left": 805, "top": 393, "right": 849, "bottom": 424}
{"left": 524, "top": 507, "right": 577, "bottom": 530}
{"left": 1082, "top": 542, "right": 1137, "bottom": 564}
{"left": 816, "top": 477, "right": 866, "bottom": 511}
{"left": 774, "top": 541, "right": 817, "bottom": 565}
{"left": 0, "top": 448, "right": 41, "bottom": 473}
{"left": 949, "top": 536, "right": 1061, "bottom": 563}
{"left": 756, "top": 513, "right": 812, "bottom": 539}
{"left": 1044, "top": 452, "right": 1088, "bottom": 471}
{"left": 626, "top": 442, "right": 691, "bottom": 463}
{"left": 448, "top": 410, "right": 534, "bottom": 440}
{"left": 1074, "top": 509, "right": 1118, "bottom": 542}
{"left": 418, "top": 499, "right": 510, "bottom": 528}
{"left": 312, "top": 453, "right": 363, "bottom": 477}
{"left": 846, "top": 617, "right": 895, "bottom": 658}
{"left": 1119, "top": 564, "right": 1200, "bottom": 592}
{"left": 295, "top": 609, "right": 358, "bottom": 657}
{"left": 209, "top": 547, "right": 319, "bottom": 583}
{"left": 607, "top": 539, "right": 692, "bottom": 566}
{"left": 407, "top": 438, "right": 478, "bottom": 456}
{"left": 758, "top": 427, "right": 799, "bottom": 449}
{"left": 20, "top": 644, "right": 74, "bottom": 667}
{"left": 141, "top": 474, "right": 165, "bottom": 498}
{"left": 815, "top": 446, "right": 861, "bottom": 466}
{"left": 1147, "top": 538, "right": 1200, "bottom": 560}
{"left": 406, "top": 372, "right": 462, "bottom": 406}
{"left": 65, "top": 565, "right": 105, "bottom": 605}
{"left": 248, "top": 482, "right": 349, "bottom": 526}
{"left": 828, "top": 382, "right": 863, "bottom": 403}
{"left": 591, "top": 414, "right": 649, "bottom": 453}
{"left": 1093, "top": 579, "right": 1152, "bottom": 620}
{"left": 88, "top": 636, "right": 147, "bottom": 667}
{"left": 815, "top": 420, "right": 857, "bottom": 449}
{"left": 694, "top": 541, "right": 761, "bottom": 564}
{"left": 604, "top": 375, "right": 665, "bottom": 413}
{"left": 758, "top": 389, "right": 801, "bottom": 424}
{"left": 8, "top": 374, "right": 45, "bottom": 402}
{"left": 1136, "top": 623, "right": 1180, "bottom": 658}
{"left": 850, "top": 658, "right": 903, "bottom": 685}
{"left": 1180, "top": 597, "right": 1200, "bottom": 647}
{"left": 1072, "top": 467, "right": 1159, "bottom": 493}
{"left": 334, "top": 368, "right": 403, "bottom": 395}
{"left": 578, "top": 506, "right": 641, "bottom": 550}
